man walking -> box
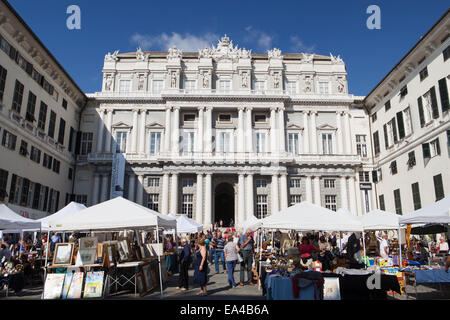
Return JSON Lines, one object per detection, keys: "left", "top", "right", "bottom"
{"left": 239, "top": 230, "right": 255, "bottom": 286}
{"left": 177, "top": 238, "right": 191, "bottom": 291}
{"left": 211, "top": 231, "right": 226, "bottom": 274}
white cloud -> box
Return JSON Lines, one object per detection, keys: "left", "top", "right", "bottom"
{"left": 130, "top": 32, "right": 219, "bottom": 52}
{"left": 289, "top": 35, "right": 316, "bottom": 53}
{"left": 244, "top": 26, "right": 274, "bottom": 51}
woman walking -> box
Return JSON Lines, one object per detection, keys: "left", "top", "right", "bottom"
{"left": 194, "top": 238, "right": 208, "bottom": 296}
{"left": 224, "top": 236, "right": 240, "bottom": 288}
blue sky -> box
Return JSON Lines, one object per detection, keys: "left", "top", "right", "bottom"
{"left": 8, "top": 0, "right": 449, "bottom": 96}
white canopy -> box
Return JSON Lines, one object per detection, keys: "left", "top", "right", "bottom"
{"left": 175, "top": 215, "right": 203, "bottom": 234}
{"left": 359, "top": 209, "right": 400, "bottom": 230}
{"left": 399, "top": 195, "right": 450, "bottom": 225}
{"left": 37, "top": 202, "right": 87, "bottom": 230}
{"left": 238, "top": 215, "right": 262, "bottom": 232}
{"left": 261, "top": 201, "right": 363, "bottom": 232}
{"left": 47, "top": 197, "right": 176, "bottom": 231}
{"left": 0, "top": 204, "right": 41, "bottom": 230}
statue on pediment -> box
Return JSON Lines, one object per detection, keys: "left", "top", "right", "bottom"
{"left": 105, "top": 50, "right": 119, "bottom": 62}
{"left": 330, "top": 53, "right": 344, "bottom": 64}
{"left": 301, "top": 53, "right": 314, "bottom": 63}
{"left": 198, "top": 35, "right": 251, "bottom": 61}
{"left": 136, "top": 47, "right": 149, "bottom": 61}
{"left": 268, "top": 48, "right": 283, "bottom": 59}
{"left": 168, "top": 46, "right": 182, "bottom": 59}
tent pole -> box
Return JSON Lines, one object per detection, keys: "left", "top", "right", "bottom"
{"left": 398, "top": 225, "right": 402, "bottom": 268}
{"left": 362, "top": 230, "right": 366, "bottom": 267}
{"left": 156, "top": 224, "right": 164, "bottom": 299}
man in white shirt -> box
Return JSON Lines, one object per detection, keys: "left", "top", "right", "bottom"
{"left": 378, "top": 234, "right": 389, "bottom": 259}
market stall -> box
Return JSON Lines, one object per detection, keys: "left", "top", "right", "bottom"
{"left": 0, "top": 204, "right": 41, "bottom": 231}
{"left": 43, "top": 196, "right": 176, "bottom": 299}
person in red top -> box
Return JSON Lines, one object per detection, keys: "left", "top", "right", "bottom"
{"left": 298, "top": 237, "right": 318, "bottom": 256}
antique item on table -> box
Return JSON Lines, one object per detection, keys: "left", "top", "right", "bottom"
{"left": 52, "top": 243, "right": 75, "bottom": 266}
{"left": 323, "top": 277, "right": 341, "bottom": 300}
{"left": 62, "top": 272, "right": 84, "bottom": 299}
{"left": 136, "top": 271, "right": 147, "bottom": 296}
{"left": 118, "top": 239, "right": 131, "bottom": 262}
{"left": 43, "top": 273, "right": 65, "bottom": 299}
{"left": 78, "top": 237, "right": 98, "bottom": 265}
{"left": 83, "top": 271, "right": 105, "bottom": 298}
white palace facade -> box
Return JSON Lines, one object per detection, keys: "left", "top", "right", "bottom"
{"left": 73, "top": 36, "right": 374, "bottom": 227}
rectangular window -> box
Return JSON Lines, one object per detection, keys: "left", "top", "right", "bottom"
{"left": 322, "top": 133, "right": 333, "bottom": 154}
{"left": 147, "top": 178, "right": 160, "bottom": 187}
{"left": 182, "top": 179, "right": 194, "bottom": 188}
{"left": 0, "top": 169, "right": 8, "bottom": 200}
{"left": 32, "top": 183, "right": 41, "bottom": 209}
{"left": 438, "top": 77, "right": 449, "bottom": 113}
{"left": 399, "top": 85, "right": 408, "bottom": 98}
{"left": 286, "top": 81, "right": 297, "bottom": 95}
{"left": 37, "top": 102, "right": 47, "bottom": 131}
{"left": 147, "top": 194, "right": 159, "bottom": 212}
{"left": 217, "top": 131, "right": 231, "bottom": 153}
{"left": 324, "top": 179, "right": 335, "bottom": 188}
{"left": 287, "top": 133, "right": 300, "bottom": 155}
{"left": 62, "top": 98, "right": 67, "bottom": 110}
{"left": 254, "top": 114, "right": 267, "bottom": 123}
{"left": 149, "top": 132, "right": 161, "bottom": 155}
{"left": 419, "top": 67, "right": 428, "bottom": 81}
{"left": 48, "top": 110, "right": 56, "bottom": 138}
{"left": 443, "top": 45, "right": 450, "bottom": 61}
{"left": 385, "top": 100, "right": 391, "bottom": 111}
{"left": 373, "top": 131, "right": 380, "bottom": 155}
{"left": 115, "top": 131, "right": 128, "bottom": 153}
{"left": 433, "top": 174, "right": 444, "bottom": 201}
{"left": 403, "top": 107, "right": 413, "bottom": 137}
{"left": 325, "top": 195, "right": 337, "bottom": 211}
{"left": 218, "top": 80, "right": 231, "bottom": 91}
{"left": 318, "top": 81, "right": 329, "bottom": 94}
{"left": 387, "top": 118, "right": 398, "bottom": 146}
{"left": 80, "top": 132, "right": 93, "bottom": 155}
{"left": 379, "top": 194, "right": 385, "bottom": 211}
{"left": 52, "top": 159, "right": 60, "bottom": 174}
{"left": 254, "top": 80, "right": 265, "bottom": 91}
{"left": 290, "top": 178, "right": 301, "bottom": 189}
{"left": 356, "top": 135, "right": 367, "bottom": 157}
{"left": 30, "top": 146, "right": 41, "bottom": 164}
{"left": 152, "top": 80, "right": 163, "bottom": 94}
{"left": 11, "top": 80, "right": 24, "bottom": 113}
{"left": 43, "top": 153, "right": 53, "bottom": 169}
{"left": 182, "top": 194, "right": 193, "bottom": 218}
{"left": 75, "top": 195, "right": 87, "bottom": 206}
{"left": 182, "top": 131, "right": 195, "bottom": 152}
{"left": 184, "top": 79, "right": 195, "bottom": 92}
{"left": 68, "top": 168, "right": 73, "bottom": 180}
{"left": 20, "top": 178, "right": 30, "bottom": 206}
{"left": 290, "top": 195, "right": 302, "bottom": 206}
{"left": 19, "top": 140, "right": 28, "bottom": 156}
{"left": 255, "top": 132, "right": 266, "bottom": 153}
{"left": 423, "top": 138, "right": 441, "bottom": 163}
{"left": 390, "top": 160, "right": 398, "bottom": 175}
{"left": 411, "top": 182, "right": 421, "bottom": 210}
{"left": 57, "top": 118, "right": 66, "bottom": 145}
{"left": 359, "top": 172, "right": 370, "bottom": 182}
{"left": 256, "top": 179, "right": 267, "bottom": 188}
{"left": 2, "top": 130, "right": 17, "bottom": 150}
{"left": 218, "top": 114, "right": 231, "bottom": 123}
{"left": 0, "top": 64, "right": 7, "bottom": 101}
{"left": 256, "top": 195, "right": 268, "bottom": 219}
{"left": 25, "top": 91, "right": 36, "bottom": 122}
{"left": 119, "top": 80, "right": 131, "bottom": 93}
{"left": 68, "top": 127, "right": 75, "bottom": 153}
{"left": 407, "top": 151, "right": 416, "bottom": 168}
{"left": 371, "top": 112, "right": 377, "bottom": 123}
{"left": 394, "top": 189, "right": 402, "bottom": 215}
{"left": 183, "top": 113, "right": 196, "bottom": 122}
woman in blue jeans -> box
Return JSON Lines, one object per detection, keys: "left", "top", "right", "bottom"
{"left": 223, "top": 236, "right": 240, "bottom": 288}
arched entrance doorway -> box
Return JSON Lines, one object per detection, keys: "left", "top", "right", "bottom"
{"left": 214, "top": 183, "right": 235, "bottom": 227}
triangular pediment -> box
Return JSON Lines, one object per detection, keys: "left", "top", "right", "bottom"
{"left": 317, "top": 124, "right": 337, "bottom": 130}
{"left": 146, "top": 122, "right": 164, "bottom": 129}
{"left": 286, "top": 124, "right": 303, "bottom": 130}
{"left": 112, "top": 121, "right": 132, "bottom": 129}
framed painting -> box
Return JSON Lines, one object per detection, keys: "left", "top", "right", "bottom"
{"left": 118, "top": 239, "right": 130, "bottom": 262}
{"left": 83, "top": 271, "right": 105, "bottom": 298}
{"left": 136, "top": 271, "right": 147, "bottom": 297}
{"left": 78, "top": 237, "right": 98, "bottom": 265}
{"left": 62, "top": 272, "right": 84, "bottom": 299}
{"left": 43, "top": 273, "right": 65, "bottom": 299}
{"left": 52, "top": 243, "right": 75, "bottom": 266}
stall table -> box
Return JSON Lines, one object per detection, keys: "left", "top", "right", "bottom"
{"left": 403, "top": 269, "right": 450, "bottom": 300}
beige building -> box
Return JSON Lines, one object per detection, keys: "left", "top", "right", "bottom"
{"left": 0, "top": 0, "right": 87, "bottom": 219}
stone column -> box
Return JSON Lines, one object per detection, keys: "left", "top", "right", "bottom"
{"left": 100, "top": 174, "right": 108, "bottom": 203}
{"left": 279, "top": 174, "right": 288, "bottom": 210}
{"left": 310, "top": 111, "right": 318, "bottom": 154}
{"left": 131, "top": 109, "right": 139, "bottom": 153}
{"left": 136, "top": 174, "right": 144, "bottom": 206}
{"left": 336, "top": 111, "right": 343, "bottom": 155}
{"left": 246, "top": 107, "right": 253, "bottom": 153}
{"left": 161, "top": 173, "right": 170, "bottom": 214}
{"left": 138, "top": 109, "right": 146, "bottom": 153}
{"left": 305, "top": 176, "right": 312, "bottom": 202}
{"left": 348, "top": 176, "right": 358, "bottom": 215}
{"left": 246, "top": 174, "right": 254, "bottom": 219}
{"left": 237, "top": 107, "right": 245, "bottom": 154}
{"left": 128, "top": 173, "right": 135, "bottom": 202}
{"left": 340, "top": 176, "right": 348, "bottom": 209}
{"left": 172, "top": 107, "right": 180, "bottom": 154}
{"left": 105, "top": 110, "right": 113, "bottom": 153}
{"left": 196, "top": 174, "right": 203, "bottom": 223}
{"left": 343, "top": 112, "right": 351, "bottom": 154}
{"left": 303, "top": 111, "right": 310, "bottom": 154}
{"left": 170, "top": 173, "right": 179, "bottom": 214}
{"left": 197, "top": 107, "right": 204, "bottom": 153}
{"left": 271, "top": 174, "right": 279, "bottom": 215}
{"left": 205, "top": 107, "right": 212, "bottom": 153}
{"left": 204, "top": 174, "right": 212, "bottom": 227}
{"left": 92, "top": 174, "right": 100, "bottom": 205}
{"left": 270, "top": 107, "right": 277, "bottom": 154}
{"left": 313, "top": 176, "right": 321, "bottom": 206}
{"left": 96, "top": 110, "right": 105, "bottom": 153}
{"left": 238, "top": 174, "right": 246, "bottom": 225}
{"left": 278, "top": 107, "right": 285, "bottom": 153}
{"left": 164, "top": 107, "right": 172, "bottom": 153}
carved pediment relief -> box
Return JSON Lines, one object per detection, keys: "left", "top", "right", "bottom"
{"left": 112, "top": 121, "right": 132, "bottom": 129}
{"left": 146, "top": 122, "right": 164, "bottom": 129}
{"left": 317, "top": 124, "right": 337, "bottom": 131}
{"left": 286, "top": 124, "right": 303, "bottom": 130}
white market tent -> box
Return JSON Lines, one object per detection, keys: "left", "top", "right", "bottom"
{"left": 398, "top": 195, "right": 450, "bottom": 225}
{"left": 38, "top": 202, "right": 87, "bottom": 230}
{"left": 360, "top": 209, "right": 400, "bottom": 230}
{"left": 261, "top": 201, "right": 363, "bottom": 232}
{"left": 174, "top": 215, "right": 203, "bottom": 234}
{"left": 238, "top": 215, "right": 262, "bottom": 232}
{"left": 0, "top": 204, "right": 41, "bottom": 230}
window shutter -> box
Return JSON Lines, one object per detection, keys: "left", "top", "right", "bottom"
{"left": 383, "top": 124, "right": 389, "bottom": 148}
{"left": 391, "top": 118, "right": 398, "bottom": 143}
{"left": 372, "top": 170, "right": 378, "bottom": 183}
{"left": 438, "top": 78, "right": 449, "bottom": 113}
{"left": 417, "top": 96, "right": 425, "bottom": 127}
{"left": 435, "top": 138, "right": 441, "bottom": 155}
{"left": 373, "top": 131, "right": 380, "bottom": 154}
{"left": 422, "top": 143, "right": 431, "bottom": 159}
{"left": 430, "top": 86, "right": 439, "bottom": 119}
{"left": 396, "top": 111, "right": 405, "bottom": 139}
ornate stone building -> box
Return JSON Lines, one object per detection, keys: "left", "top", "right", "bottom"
{"left": 74, "top": 35, "right": 374, "bottom": 227}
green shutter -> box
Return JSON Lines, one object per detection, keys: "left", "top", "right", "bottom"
{"left": 435, "top": 138, "right": 441, "bottom": 155}
{"left": 422, "top": 143, "right": 431, "bottom": 159}
{"left": 430, "top": 86, "right": 439, "bottom": 119}
{"left": 396, "top": 111, "right": 405, "bottom": 139}
{"left": 418, "top": 96, "right": 425, "bottom": 127}
{"left": 383, "top": 124, "right": 389, "bottom": 148}
{"left": 438, "top": 78, "right": 449, "bottom": 112}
